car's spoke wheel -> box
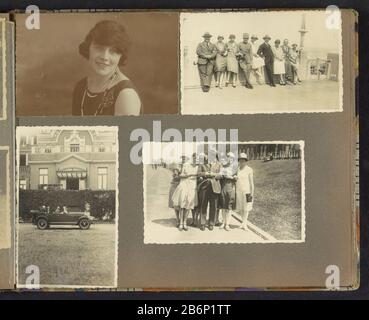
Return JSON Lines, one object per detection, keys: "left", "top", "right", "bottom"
{"left": 37, "top": 218, "right": 48, "bottom": 230}
{"left": 79, "top": 219, "right": 90, "bottom": 230}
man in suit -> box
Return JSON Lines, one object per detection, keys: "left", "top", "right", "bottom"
{"left": 257, "top": 35, "right": 276, "bottom": 87}
{"left": 197, "top": 149, "right": 222, "bottom": 231}
{"left": 238, "top": 33, "right": 253, "bottom": 89}
{"left": 196, "top": 32, "right": 217, "bottom": 92}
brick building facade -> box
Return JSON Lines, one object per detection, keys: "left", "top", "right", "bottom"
{"left": 19, "top": 129, "right": 117, "bottom": 191}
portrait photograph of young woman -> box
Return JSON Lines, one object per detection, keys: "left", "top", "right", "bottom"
{"left": 15, "top": 12, "right": 179, "bottom": 116}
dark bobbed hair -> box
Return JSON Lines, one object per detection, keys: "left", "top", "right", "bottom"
{"left": 79, "top": 20, "right": 131, "bottom": 66}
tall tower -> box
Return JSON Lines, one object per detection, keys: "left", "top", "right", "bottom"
{"left": 299, "top": 14, "right": 308, "bottom": 49}
{"left": 298, "top": 14, "right": 308, "bottom": 80}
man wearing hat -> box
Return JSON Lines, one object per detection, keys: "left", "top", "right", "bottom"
{"left": 196, "top": 32, "right": 217, "bottom": 92}
{"left": 257, "top": 35, "right": 276, "bottom": 87}
{"left": 237, "top": 33, "right": 253, "bottom": 89}
{"left": 197, "top": 147, "right": 222, "bottom": 231}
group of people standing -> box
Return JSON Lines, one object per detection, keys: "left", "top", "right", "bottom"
{"left": 168, "top": 151, "right": 254, "bottom": 232}
{"left": 196, "top": 32, "right": 301, "bottom": 92}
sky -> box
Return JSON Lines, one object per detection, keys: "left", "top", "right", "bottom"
{"left": 181, "top": 10, "right": 341, "bottom": 53}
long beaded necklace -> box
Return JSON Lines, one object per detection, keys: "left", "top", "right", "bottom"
{"left": 80, "top": 70, "right": 118, "bottom": 116}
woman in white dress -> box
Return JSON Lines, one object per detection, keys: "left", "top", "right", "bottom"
{"left": 250, "top": 35, "right": 264, "bottom": 84}
{"left": 171, "top": 154, "right": 199, "bottom": 231}
{"left": 235, "top": 153, "right": 254, "bottom": 231}
{"left": 272, "top": 39, "right": 286, "bottom": 85}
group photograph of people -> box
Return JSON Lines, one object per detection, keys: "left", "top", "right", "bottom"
{"left": 144, "top": 142, "right": 304, "bottom": 244}
{"left": 181, "top": 11, "right": 342, "bottom": 114}
{"left": 195, "top": 32, "right": 301, "bottom": 92}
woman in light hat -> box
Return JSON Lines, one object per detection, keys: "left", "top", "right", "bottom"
{"left": 272, "top": 39, "right": 286, "bottom": 85}
{"left": 235, "top": 153, "right": 254, "bottom": 231}
{"left": 225, "top": 34, "right": 239, "bottom": 88}
{"left": 171, "top": 153, "right": 199, "bottom": 231}
{"left": 215, "top": 35, "right": 228, "bottom": 89}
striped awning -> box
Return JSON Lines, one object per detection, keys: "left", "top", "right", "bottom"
{"left": 56, "top": 168, "right": 87, "bottom": 179}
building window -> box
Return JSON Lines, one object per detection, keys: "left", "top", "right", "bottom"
{"left": 70, "top": 144, "right": 80, "bottom": 152}
{"left": 99, "top": 145, "right": 105, "bottom": 152}
{"left": 39, "top": 168, "right": 48, "bottom": 185}
{"left": 20, "top": 154, "right": 27, "bottom": 166}
{"left": 97, "top": 167, "right": 108, "bottom": 190}
{"left": 19, "top": 180, "right": 27, "bottom": 190}
{"left": 20, "top": 136, "right": 27, "bottom": 146}
{"left": 45, "top": 147, "right": 52, "bottom": 153}
{"left": 31, "top": 136, "right": 38, "bottom": 145}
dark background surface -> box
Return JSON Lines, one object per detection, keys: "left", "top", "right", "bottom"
{"left": 0, "top": 21, "right": 14, "bottom": 292}
{"left": 15, "top": 12, "right": 179, "bottom": 116}
{"left": 0, "top": 0, "right": 368, "bottom": 300}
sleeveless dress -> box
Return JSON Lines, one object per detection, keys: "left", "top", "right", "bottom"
{"left": 72, "top": 78, "right": 141, "bottom": 116}
{"left": 235, "top": 165, "right": 254, "bottom": 212}
{"left": 171, "top": 164, "right": 199, "bottom": 210}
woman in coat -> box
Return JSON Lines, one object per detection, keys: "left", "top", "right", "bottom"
{"left": 225, "top": 34, "right": 239, "bottom": 88}
{"left": 215, "top": 35, "right": 228, "bottom": 89}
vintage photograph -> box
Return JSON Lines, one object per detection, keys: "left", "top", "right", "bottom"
{"left": 16, "top": 12, "right": 179, "bottom": 116}
{"left": 0, "top": 147, "right": 10, "bottom": 249}
{"left": 0, "top": 19, "right": 5, "bottom": 120}
{"left": 180, "top": 11, "right": 343, "bottom": 114}
{"left": 16, "top": 127, "right": 119, "bottom": 288}
{"left": 144, "top": 142, "right": 305, "bottom": 244}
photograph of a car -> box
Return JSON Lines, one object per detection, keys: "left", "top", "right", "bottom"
{"left": 31, "top": 207, "right": 93, "bottom": 230}
{"left": 17, "top": 127, "right": 119, "bottom": 288}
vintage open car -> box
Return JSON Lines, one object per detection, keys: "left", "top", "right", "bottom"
{"left": 31, "top": 207, "right": 92, "bottom": 230}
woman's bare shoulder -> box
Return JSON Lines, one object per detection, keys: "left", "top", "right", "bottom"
{"left": 115, "top": 88, "right": 141, "bottom": 116}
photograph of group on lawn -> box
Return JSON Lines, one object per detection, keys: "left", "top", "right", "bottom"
{"left": 144, "top": 142, "right": 304, "bottom": 244}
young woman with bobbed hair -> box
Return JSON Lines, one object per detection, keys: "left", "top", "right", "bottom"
{"left": 72, "top": 20, "right": 141, "bottom": 116}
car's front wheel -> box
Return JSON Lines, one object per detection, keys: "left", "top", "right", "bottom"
{"left": 36, "top": 218, "right": 48, "bottom": 230}
{"left": 78, "top": 219, "right": 91, "bottom": 230}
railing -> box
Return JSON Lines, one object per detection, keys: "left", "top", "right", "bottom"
{"left": 305, "top": 58, "right": 332, "bottom": 80}
{"left": 30, "top": 145, "right": 117, "bottom": 154}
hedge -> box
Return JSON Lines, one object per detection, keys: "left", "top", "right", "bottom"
{"left": 19, "top": 189, "right": 116, "bottom": 221}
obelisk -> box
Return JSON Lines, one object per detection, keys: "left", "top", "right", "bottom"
{"left": 299, "top": 14, "right": 308, "bottom": 80}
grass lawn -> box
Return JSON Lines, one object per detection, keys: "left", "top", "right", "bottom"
{"left": 248, "top": 159, "right": 302, "bottom": 240}
{"left": 17, "top": 224, "right": 117, "bottom": 287}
